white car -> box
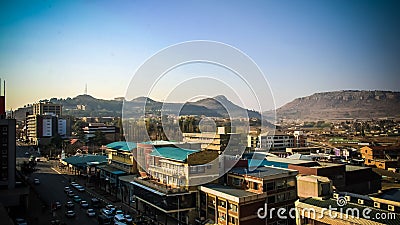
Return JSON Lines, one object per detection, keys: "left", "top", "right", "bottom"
{"left": 86, "top": 208, "right": 96, "bottom": 217}
{"left": 114, "top": 214, "right": 127, "bottom": 225}
{"left": 101, "top": 208, "right": 113, "bottom": 218}
{"left": 124, "top": 214, "right": 133, "bottom": 222}
{"left": 34, "top": 178, "right": 40, "bottom": 184}
{"left": 80, "top": 200, "right": 89, "bottom": 208}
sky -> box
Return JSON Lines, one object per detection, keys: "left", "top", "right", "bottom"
{"left": 1, "top": 0, "right": 399, "bottom": 111}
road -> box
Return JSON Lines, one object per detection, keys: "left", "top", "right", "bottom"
{"left": 17, "top": 145, "right": 99, "bottom": 225}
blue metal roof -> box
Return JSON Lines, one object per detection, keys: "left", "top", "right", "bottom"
{"left": 63, "top": 155, "right": 107, "bottom": 166}
{"left": 151, "top": 147, "right": 199, "bottom": 162}
{"left": 106, "top": 141, "right": 137, "bottom": 151}
{"left": 248, "top": 159, "right": 289, "bottom": 169}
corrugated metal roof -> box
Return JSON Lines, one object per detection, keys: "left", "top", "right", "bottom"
{"left": 63, "top": 155, "right": 107, "bottom": 166}
{"left": 151, "top": 147, "right": 199, "bottom": 162}
{"left": 106, "top": 141, "right": 137, "bottom": 151}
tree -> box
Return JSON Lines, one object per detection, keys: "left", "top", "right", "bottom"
{"left": 92, "top": 130, "right": 106, "bottom": 146}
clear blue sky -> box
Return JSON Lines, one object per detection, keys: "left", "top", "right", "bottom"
{"left": 1, "top": 0, "right": 399, "bottom": 110}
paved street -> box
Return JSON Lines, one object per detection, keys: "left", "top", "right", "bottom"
{"left": 17, "top": 145, "right": 99, "bottom": 225}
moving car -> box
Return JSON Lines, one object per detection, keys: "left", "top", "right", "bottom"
{"left": 64, "top": 186, "right": 71, "bottom": 193}
{"left": 124, "top": 214, "right": 133, "bottom": 223}
{"left": 73, "top": 195, "right": 81, "bottom": 203}
{"left": 101, "top": 209, "right": 113, "bottom": 219}
{"left": 105, "top": 204, "right": 116, "bottom": 212}
{"left": 65, "top": 201, "right": 74, "bottom": 209}
{"left": 114, "top": 214, "right": 127, "bottom": 225}
{"left": 34, "top": 178, "right": 40, "bottom": 185}
{"left": 115, "top": 209, "right": 124, "bottom": 215}
{"left": 91, "top": 198, "right": 100, "bottom": 207}
{"left": 54, "top": 201, "right": 62, "bottom": 209}
{"left": 67, "top": 190, "right": 74, "bottom": 197}
{"left": 65, "top": 210, "right": 76, "bottom": 217}
{"left": 86, "top": 208, "right": 96, "bottom": 217}
{"left": 80, "top": 200, "right": 89, "bottom": 208}
{"left": 76, "top": 185, "right": 85, "bottom": 192}
{"left": 15, "top": 218, "right": 28, "bottom": 225}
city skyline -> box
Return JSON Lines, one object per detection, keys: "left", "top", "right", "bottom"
{"left": 1, "top": 0, "right": 399, "bottom": 110}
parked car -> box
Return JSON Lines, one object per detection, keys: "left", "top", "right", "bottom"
{"left": 34, "top": 178, "right": 40, "bottom": 185}
{"left": 65, "top": 201, "right": 74, "bottom": 209}
{"left": 64, "top": 186, "right": 71, "bottom": 193}
{"left": 67, "top": 190, "right": 74, "bottom": 197}
{"left": 65, "top": 210, "right": 76, "bottom": 217}
{"left": 91, "top": 198, "right": 100, "bottom": 207}
{"left": 114, "top": 214, "right": 127, "bottom": 225}
{"left": 124, "top": 214, "right": 133, "bottom": 223}
{"left": 86, "top": 208, "right": 96, "bottom": 217}
{"left": 54, "top": 201, "right": 62, "bottom": 209}
{"left": 76, "top": 185, "right": 85, "bottom": 192}
{"left": 80, "top": 200, "right": 89, "bottom": 208}
{"left": 115, "top": 209, "right": 124, "bottom": 215}
{"left": 15, "top": 218, "right": 28, "bottom": 225}
{"left": 101, "top": 209, "right": 113, "bottom": 219}
{"left": 73, "top": 195, "right": 81, "bottom": 203}
{"left": 105, "top": 204, "right": 116, "bottom": 212}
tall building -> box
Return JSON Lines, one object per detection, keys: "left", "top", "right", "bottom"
{"left": 0, "top": 119, "right": 16, "bottom": 189}
{"left": 32, "top": 102, "right": 62, "bottom": 117}
{"left": 25, "top": 103, "right": 71, "bottom": 145}
{"left": 0, "top": 80, "right": 29, "bottom": 209}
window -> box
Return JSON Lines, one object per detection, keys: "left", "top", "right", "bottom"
{"left": 374, "top": 202, "right": 380, "bottom": 208}
{"left": 266, "top": 182, "right": 275, "bottom": 191}
{"left": 232, "top": 178, "right": 241, "bottom": 186}
{"left": 229, "top": 203, "right": 238, "bottom": 212}
{"left": 218, "top": 212, "right": 226, "bottom": 221}
{"left": 229, "top": 216, "right": 238, "bottom": 224}
{"left": 253, "top": 182, "right": 259, "bottom": 190}
{"left": 388, "top": 205, "right": 395, "bottom": 211}
{"left": 276, "top": 179, "right": 286, "bottom": 189}
{"left": 267, "top": 196, "right": 275, "bottom": 203}
{"left": 189, "top": 166, "right": 197, "bottom": 174}
{"left": 277, "top": 193, "right": 285, "bottom": 202}
{"left": 218, "top": 199, "right": 226, "bottom": 208}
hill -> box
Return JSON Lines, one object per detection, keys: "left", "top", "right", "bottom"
{"left": 271, "top": 90, "right": 400, "bottom": 121}
{"left": 14, "top": 95, "right": 261, "bottom": 119}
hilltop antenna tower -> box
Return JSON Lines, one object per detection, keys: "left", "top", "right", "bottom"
{"left": 84, "top": 83, "right": 87, "bottom": 95}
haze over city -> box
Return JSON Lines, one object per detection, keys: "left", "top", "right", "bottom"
{"left": 1, "top": 0, "right": 399, "bottom": 110}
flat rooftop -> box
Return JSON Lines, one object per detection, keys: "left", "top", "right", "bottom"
{"left": 230, "top": 166, "right": 297, "bottom": 179}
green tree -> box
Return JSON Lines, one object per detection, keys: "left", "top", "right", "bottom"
{"left": 92, "top": 130, "right": 106, "bottom": 146}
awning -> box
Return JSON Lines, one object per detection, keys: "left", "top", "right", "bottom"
{"left": 130, "top": 181, "right": 165, "bottom": 196}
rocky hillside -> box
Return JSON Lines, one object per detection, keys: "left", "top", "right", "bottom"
{"left": 273, "top": 90, "right": 400, "bottom": 120}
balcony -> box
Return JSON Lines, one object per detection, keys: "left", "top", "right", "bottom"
{"left": 148, "top": 165, "right": 185, "bottom": 177}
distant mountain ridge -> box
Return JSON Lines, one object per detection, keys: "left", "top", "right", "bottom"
{"left": 14, "top": 94, "right": 261, "bottom": 119}
{"left": 14, "top": 90, "right": 400, "bottom": 121}
{"left": 270, "top": 90, "right": 400, "bottom": 120}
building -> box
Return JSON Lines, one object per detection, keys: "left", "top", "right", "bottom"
{"left": 0, "top": 119, "right": 16, "bottom": 189}
{"left": 25, "top": 102, "right": 71, "bottom": 144}
{"left": 0, "top": 81, "right": 29, "bottom": 210}
{"left": 296, "top": 192, "right": 400, "bottom": 225}
{"left": 199, "top": 166, "right": 299, "bottom": 225}
{"left": 296, "top": 175, "right": 332, "bottom": 199}
{"left": 118, "top": 144, "right": 218, "bottom": 225}
{"left": 259, "top": 132, "right": 295, "bottom": 152}
{"left": 32, "top": 102, "right": 62, "bottom": 117}
{"left": 360, "top": 146, "right": 400, "bottom": 169}
{"left": 183, "top": 127, "right": 245, "bottom": 154}
{"left": 83, "top": 123, "right": 120, "bottom": 142}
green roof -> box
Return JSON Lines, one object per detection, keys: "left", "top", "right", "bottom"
{"left": 150, "top": 147, "right": 199, "bottom": 162}
{"left": 106, "top": 141, "right": 137, "bottom": 151}
{"left": 63, "top": 155, "right": 107, "bottom": 167}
